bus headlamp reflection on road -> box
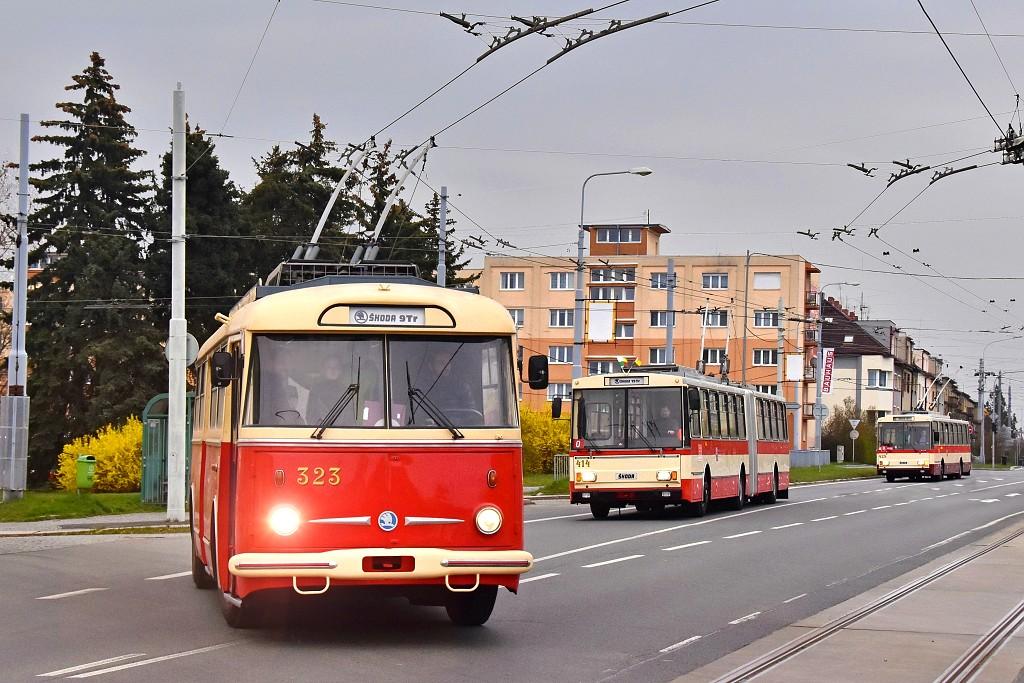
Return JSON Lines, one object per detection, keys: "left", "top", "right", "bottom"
{"left": 269, "top": 505, "right": 301, "bottom": 536}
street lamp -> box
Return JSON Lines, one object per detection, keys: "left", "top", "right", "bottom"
{"left": 572, "top": 167, "right": 654, "bottom": 380}
{"left": 813, "top": 282, "right": 860, "bottom": 450}
{"left": 979, "top": 335, "right": 1023, "bottom": 468}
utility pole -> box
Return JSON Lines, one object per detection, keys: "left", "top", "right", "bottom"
{"left": 572, "top": 210, "right": 586, "bottom": 380}
{"left": 740, "top": 251, "right": 751, "bottom": 385}
{"left": 2, "top": 114, "right": 30, "bottom": 501}
{"left": 166, "top": 85, "right": 187, "bottom": 523}
{"left": 814, "top": 291, "right": 826, "bottom": 450}
{"left": 437, "top": 185, "right": 447, "bottom": 287}
{"left": 776, "top": 297, "right": 784, "bottom": 389}
{"left": 978, "top": 357, "right": 986, "bottom": 467}
{"left": 995, "top": 370, "right": 1003, "bottom": 465}
{"left": 665, "top": 258, "right": 675, "bottom": 365}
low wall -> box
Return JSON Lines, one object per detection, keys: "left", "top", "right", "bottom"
{"left": 791, "top": 449, "right": 830, "bottom": 467}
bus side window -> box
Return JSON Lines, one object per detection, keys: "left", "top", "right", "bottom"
{"left": 689, "top": 389, "right": 702, "bottom": 440}
{"left": 725, "top": 394, "right": 736, "bottom": 438}
{"left": 708, "top": 392, "right": 720, "bottom": 438}
{"left": 774, "top": 402, "right": 783, "bottom": 441}
{"left": 194, "top": 362, "right": 206, "bottom": 437}
{"left": 755, "top": 399, "right": 763, "bottom": 440}
{"left": 781, "top": 403, "right": 789, "bottom": 441}
{"left": 700, "top": 389, "right": 710, "bottom": 437}
{"left": 771, "top": 402, "right": 780, "bottom": 440}
{"left": 737, "top": 396, "right": 746, "bottom": 439}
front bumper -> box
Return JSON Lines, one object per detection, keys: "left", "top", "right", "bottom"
{"left": 571, "top": 489, "right": 683, "bottom": 505}
{"left": 229, "top": 547, "right": 533, "bottom": 581}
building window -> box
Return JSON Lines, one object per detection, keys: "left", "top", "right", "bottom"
{"left": 591, "top": 267, "right": 636, "bottom": 282}
{"left": 589, "top": 360, "right": 617, "bottom": 375}
{"left": 549, "top": 271, "right": 574, "bottom": 290}
{"left": 500, "top": 272, "right": 524, "bottom": 290}
{"left": 755, "top": 384, "right": 778, "bottom": 395}
{"left": 650, "top": 311, "right": 674, "bottom": 328}
{"left": 649, "top": 347, "right": 667, "bottom": 364}
{"left": 702, "top": 309, "right": 728, "bottom": 327}
{"left": 590, "top": 286, "right": 634, "bottom": 301}
{"left": 595, "top": 227, "right": 641, "bottom": 243}
{"left": 753, "top": 349, "right": 778, "bottom": 366}
{"left": 508, "top": 308, "right": 524, "bottom": 327}
{"left": 754, "top": 310, "right": 780, "bottom": 327}
{"left": 615, "top": 322, "right": 635, "bottom": 339}
{"left": 549, "top": 309, "right": 574, "bottom": 327}
{"left": 868, "top": 369, "right": 889, "bottom": 388}
{"left": 651, "top": 272, "right": 669, "bottom": 289}
{"left": 702, "top": 273, "right": 728, "bottom": 289}
{"left": 547, "top": 383, "right": 571, "bottom": 401}
{"left": 753, "top": 272, "right": 782, "bottom": 290}
{"left": 703, "top": 348, "right": 726, "bottom": 365}
{"left": 548, "top": 345, "right": 573, "bottom": 365}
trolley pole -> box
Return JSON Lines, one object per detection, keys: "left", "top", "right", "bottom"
{"left": 166, "top": 84, "right": 187, "bottom": 523}
{"left": 437, "top": 185, "right": 447, "bottom": 287}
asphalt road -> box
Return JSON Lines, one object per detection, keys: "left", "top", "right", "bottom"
{"left": 2, "top": 469, "right": 1023, "bottom": 682}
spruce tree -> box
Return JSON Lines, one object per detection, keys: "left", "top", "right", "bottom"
{"left": 25, "top": 52, "right": 164, "bottom": 483}
{"left": 150, "top": 127, "right": 245, "bottom": 344}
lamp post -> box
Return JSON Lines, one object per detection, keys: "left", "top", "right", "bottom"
{"left": 813, "top": 282, "right": 859, "bottom": 450}
{"left": 572, "top": 167, "right": 653, "bottom": 380}
{"left": 979, "top": 335, "right": 1023, "bottom": 467}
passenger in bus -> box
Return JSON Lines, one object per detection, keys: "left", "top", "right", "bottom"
{"left": 420, "top": 350, "right": 479, "bottom": 421}
{"left": 653, "top": 403, "right": 682, "bottom": 441}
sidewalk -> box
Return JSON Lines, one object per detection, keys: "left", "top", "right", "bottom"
{"left": 0, "top": 511, "right": 173, "bottom": 536}
{"left": 677, "top": 518, "right": 1024, "bottom": 682}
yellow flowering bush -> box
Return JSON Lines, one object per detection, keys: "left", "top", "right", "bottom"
{"left": 55, "top": 417, "right": 144, "bottom": 492}
{"left": 520, "top": 403, "right": 570, "bottom": 473}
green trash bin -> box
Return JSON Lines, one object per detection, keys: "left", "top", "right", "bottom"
{"left": 76, "top": 454, "right": 96, "bottom": 491}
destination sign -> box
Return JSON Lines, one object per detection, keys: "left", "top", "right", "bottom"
{"left": 349, "top": 306, "right": 425, "bottom": 326}
{"left": 603, "top": 376, "right": 649, "bottom": 386}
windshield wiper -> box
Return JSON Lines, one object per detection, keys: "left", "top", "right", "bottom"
{"left": 406, "top": 362, "right": 463, "bottom": 439}
{"left": 310, "top": 382, "right": 359, "bottom": 439}
{"left": 630, "top": 423, "right": 658, "bottom": 452}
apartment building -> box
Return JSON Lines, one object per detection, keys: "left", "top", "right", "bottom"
{"left": 469, "top": 223, "right": 822, "bottom": 448}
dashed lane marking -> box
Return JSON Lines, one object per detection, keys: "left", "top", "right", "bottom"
{"left": 144, "top": 571, "right": 191, "bottom": 581}
{"left": 922, "top": 510, "right": 1024, "bottom": 551}
{"left": 36, "top": 588, "right": 109, "bottom": 601}
{"left": 872, "top": 505, "right": 891, "bottom": 510}
{"left": 582, "top": 554, "right": 644, "bottom": 569}
{"left": 972, "top": 481, "right": 1024, "bottom": 493}
{"left": 525, "top": 512, "right": 593, "bottom": 524}
{"left": 723, "top": 530, "right": 762, "bottom": 539}
{"left": 729, "top": 611, "right": 761, "bottom": 625}
{"left": 659, "top": 636, "right": 702, "bottom": 653}
{"left": 979, "top": 499, "right": 1000, "bottom": 504}
{"left": 783, "top": 593, "right": 807, "bottom": 604}
{"left": 771, "top": 522, "right": 803, "bottom": 530}
{"left": 843, "top": 510, "right": 866, "bottom": 516}
{"left": 893, "top": 502, "right": 909, "bottom": 506}
{"left": 68, "top": 644, "right": 236, "bottom": 678}
{"left": 38, "top": 655, "right": 146, "bottom": 678}
{"left": 520, "top": 573, "right": 559, "bottom": 584}
{"left": 663, "top": 540, "right": 712, "bottom": 552}
{"left": 1007, "top": 493, "right": 1021, "bottom": 498}
{"left": 811, "top": 516, "right": 837, "bottom": 522}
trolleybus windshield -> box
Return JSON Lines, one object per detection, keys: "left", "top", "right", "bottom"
{"left": 245, "top": 334, "right": 517, "bottom": 429}
{"left": 877, "top": 422, "right": 932, "bottom": 450}
{"left": 573, "top": 387, "right": 684, "bottom": 449}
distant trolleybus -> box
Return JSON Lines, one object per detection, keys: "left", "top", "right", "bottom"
{"left": 875, "top": 412, "right": 972, "bottom": 482}
{"left": 188, "top": 262, "right": 543, "bottom": 627}
{"left": 567, "top": 369, "right": 790, "bottom": 519}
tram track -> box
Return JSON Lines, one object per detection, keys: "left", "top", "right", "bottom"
{"left": 710, "top": 526, "right": 1024, "bottom": 683}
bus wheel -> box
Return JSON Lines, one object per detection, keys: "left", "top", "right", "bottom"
{"left": 590, "top": 503, "right": 611, "bottom": 520}
{"left": 635, "top": 503, "right": 651, "bottom": 514}
{"left": 885, "top": 472, "right": 896, "bottom": 483}
{"left": 762, "top": 468, "right": 778, "bottom": 505}
{"left": 729, "top": 471, "right": 746, "bottom": 511}
{"left": 446, "top": 585, "right": 498, "bottom": 627}
{"left": 220, "top": 592, "right": 256, "bottom": 629}
{"left": 691, "top": 472, "right": 711, "bottom": 517}
{"left": 933, "top": 461, "right": 944, "bottom": 482}
{"left": 957, "top": 460, "right": 964, "bottom": 479}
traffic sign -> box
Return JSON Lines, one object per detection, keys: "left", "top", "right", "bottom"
{"left": 812, "top": 404, "right": 829, "bottom": 419}
{"left": 849, "top": 429, "right": 860, "bottom": 440}
{"left": 848, "top": 418, "right": 861, "bottom": 429}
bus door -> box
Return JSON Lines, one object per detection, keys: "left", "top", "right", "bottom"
{"left": 226, "top": 339, "right": 242, "bottom": 585}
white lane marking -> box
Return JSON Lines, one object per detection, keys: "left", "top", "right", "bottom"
{"left": 979, "top": 499, "right": 1000, "bottom": 504}
{"left": 663, "top": 540, "right": 712, "bottom": 552}
{"left": 38, "top": 655, "right": 146, "bottom": 677}
{"left": 525, "top": 512, "right": 593, "bottom": 524}
{"left": 843, "top": 510, "right": 866, "bottom": 516}
{"left": 533, "top": 497, "right": 828, "bottom": 563}
{"left": 893, "top": 502, "right": 909, "bottom": 506}
{"left": 772, "top": 522, "right": 803, "bottom": 529}
{"left": 582, "top": 554, "right": 644, "bottom": 569}
{"left": 783, "top": 593, "right": 807, "bottom": 604}
{"left": 949, "top": 492, "right": 961, "bottom": 495}
{"left": 922, "top": 510, "right": 1024, "bottom": 551}
{"left": 931, "top": 487, "right": 941, "bottom": 491}
{"left": 972, "top": 481, "right": 1024, "bottom": 493}
{"left": 723, "top": 530, "right": 762, "bottom": 539}
{"left": 660, "top": 635, "right": 702, "bottom": 653}
{"left": 520, "top": 572, "right": 559, "bottom": 584}
{"left": 995, "top": 477, "right": 1005, "bottom": 481}
{"left": 36, "top": 588, "right": 109, "bottom": 601}
{"left": 872, "top": 505, "right": 891, "bottom": 510}
{"left": 811, "top": 515, "right": 837, "bottom": 522}
{"left": 978, "top": 480, "right": 988, "bottom": 483}
{"left": 955, "top": 483, "right": 964, "bottom": 487}
{"left": 144, "top": 571, "right": 191, "bottom": 581}
{"left": 68, "top": 643, "right": 236, "bottom": 678}
{"left": 729, "top": 611, "right": 761, "bottom": 625}
{"left": 919, "top": 497, "right": 934, "bottom": 501}
{"left": 935, "top": 494, "right": 949, "bottom": 499}
{"left": 1007, "top": 493, "right": 1021, "bottom": 498}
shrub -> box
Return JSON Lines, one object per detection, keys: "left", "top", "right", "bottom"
{"left": 54, "top": 416, "right": 143, "bottom": 492}
{"left": 520, "top": 403, "right": 570, "bottom": 474}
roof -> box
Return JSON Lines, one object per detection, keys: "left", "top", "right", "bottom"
{"left": 821, "top": 298, "right": 892, "bottom": 358}
{"left": 583, "top": 223, "right": 671, "bottom": 235}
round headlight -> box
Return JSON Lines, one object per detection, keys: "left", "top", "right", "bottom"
{"left": 475, "top": 506, "right": 503, "bottom": 535}
{"left": 268, "top": 505, "right": 301, "bottom": 536}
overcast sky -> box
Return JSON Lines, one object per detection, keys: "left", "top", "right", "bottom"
{"left": 3, "top": 0, "right": 1024, "bottom": 399}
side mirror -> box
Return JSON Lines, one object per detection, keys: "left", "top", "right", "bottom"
{"left": 211, "top": 350, "right": 236, "bottom": 388}
{"left": 527, "top": 354, "right": 549, "bottom": 390}
{"left": 551, "top": 397, "right": 563, "bottom": 420}
{"left": 687, "top": 387, "right": 701, "bottom": 411}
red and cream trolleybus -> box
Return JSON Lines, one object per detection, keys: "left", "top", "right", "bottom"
{"left": 567, "top": 368, "right": 790, "bottom": 519}
{"left": 188, "top": 262, "right": 543, "bottom": 627}
{"left": 875, "top": 412, "right": 972, "bottom": 482}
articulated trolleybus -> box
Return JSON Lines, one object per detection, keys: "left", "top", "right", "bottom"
{"left": 875, "top": 412, "right": 972, "bottom": 482}
{"left": 567, "top": 367, "right": 791, "bottom": 519}
{"left": 189, "top": 262, "right": 546, "bottom": 627}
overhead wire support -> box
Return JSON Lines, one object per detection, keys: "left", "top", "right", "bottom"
{"left": 887, "top": 162, "right": 931, "bottom": 187}
{"left": 994, "top": 125, "right": 1024, "bottom": 164}
{"left": 477, "top": 8, "right": 598, "bottom": 62}
{"left": 930, "top": 164, "right": 978, "bottom": 184}
{"left": 548, "top": 11, "right": 670, "bottom": 64}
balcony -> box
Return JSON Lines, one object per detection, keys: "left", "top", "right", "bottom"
{"left": 802, "top": 403, "right": 816, "bottom": 418}
{"left": 804, "top": 365, "right": 816, "bottom": 381}
{"left": 804, "top": 328, "right": 820, "bottom": 344}
{"left": 805, "top": 290, "right": 819, "bottom": 308}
